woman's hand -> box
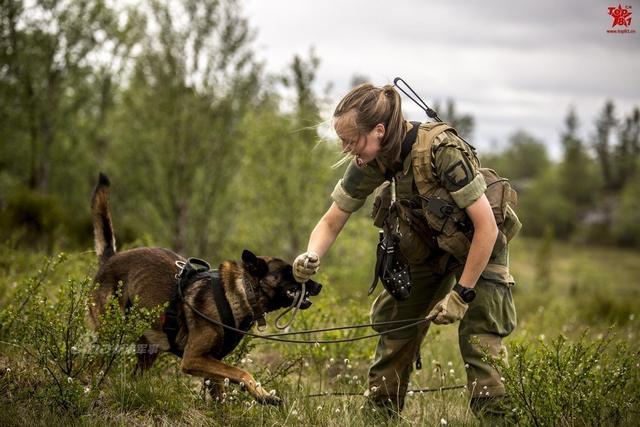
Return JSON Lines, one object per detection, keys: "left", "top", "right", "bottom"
{"left": 292, "top": 251, "right": 320, "bottom": 283}
{"left": 427, "top": 291, "right": 468, "bottom": 324}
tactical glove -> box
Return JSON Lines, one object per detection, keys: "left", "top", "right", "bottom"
{"left": 292, "top": 251, "right": 320, "bottom": 283}
{"left": 427, "top": 291, "right": 468, "bottom": 325}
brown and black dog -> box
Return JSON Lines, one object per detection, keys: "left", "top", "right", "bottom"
{"left": 89, "top": 173, "right": 321, "bottom": 405}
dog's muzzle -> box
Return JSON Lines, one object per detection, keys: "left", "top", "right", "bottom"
{"left": 291, "top": 279, "right": 322, "bottom": 309}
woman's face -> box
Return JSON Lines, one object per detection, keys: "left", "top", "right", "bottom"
{"left": 338, "top": 122, "right": 385, "bottom": 167}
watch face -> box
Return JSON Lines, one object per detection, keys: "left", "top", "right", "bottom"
{"left": 464, "top": 288, "right": 476, "bottom": 303}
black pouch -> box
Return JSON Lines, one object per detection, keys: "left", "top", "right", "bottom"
{"left": 369, "top": 215, "right": 412, "bottom": 301}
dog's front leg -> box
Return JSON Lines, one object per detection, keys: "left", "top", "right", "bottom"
{"left": 181, "top": 355, "right": 281, "bottom": 405}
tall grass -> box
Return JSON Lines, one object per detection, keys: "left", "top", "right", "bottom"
{"left": 0, "top": 239, "right": 639, "bottom": 425}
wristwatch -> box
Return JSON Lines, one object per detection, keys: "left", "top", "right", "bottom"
{"left": 453, "top": 283, "right": 476, "bottom": 303}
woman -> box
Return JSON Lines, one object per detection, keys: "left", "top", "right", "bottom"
{"left": 293, "top": 83, "right": 517, "bottom": 418}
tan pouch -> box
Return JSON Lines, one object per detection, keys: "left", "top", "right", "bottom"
{"left": 371, "top": 181, "right": 392, "bottom": 228}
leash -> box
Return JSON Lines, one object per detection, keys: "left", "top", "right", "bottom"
{"left": 273, "top": 281, "right": 306, "bottom": 330}
{"left": 174, "top": 258, "right": 436, "bottom": 344}
{"left": 307, "top": 384, "right": 466, "bottom": 398}
{"left": 181, "top": 296, "right": 433, "bottom": 344}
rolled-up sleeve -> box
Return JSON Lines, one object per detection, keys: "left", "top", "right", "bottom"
{"left": 450, "top": 173, "right": 487, "bottom": 208}
{"left": 331, "top": 180, "right": 367, "bottom": 212}
{"left": 434, "top": 132, "right": 485, "bottom": 209}
{"left": 330, "top": 159, "right": 385, "bottom": 213}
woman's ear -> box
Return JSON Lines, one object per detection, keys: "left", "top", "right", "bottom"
{"left": 376, "top": 123, "right": 386, "bottom": 139}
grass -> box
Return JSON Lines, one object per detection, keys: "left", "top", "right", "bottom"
{"left": 0, "top": 237, "right": 639, "bottom": 425}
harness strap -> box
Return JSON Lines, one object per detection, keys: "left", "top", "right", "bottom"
{"left": 386, "top": 121, "right": 421, "bottom": 180}
{"left": 243, "top": 274, "right": 267, "bottom": 329}
{"left": 210, "top": 270, "right": 248, "bottom": 358}
{"left": 370, "top": 122, "right": 421, "bottom": 296}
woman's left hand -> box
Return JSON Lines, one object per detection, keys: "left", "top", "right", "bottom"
{"left": 427, "top": 291, "right": 468, "bottom": 324}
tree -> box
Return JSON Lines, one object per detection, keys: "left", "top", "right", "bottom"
{"left": 107, "top": 0, "right": 260, "bottom": 256}
{"left": 434, "top": 99, "right": 474, "bottom": 140}
{"left": 234, "top": 51, "right": 339, "bottom": 260}
{"left": 559, "top": 107, "right": 601, "bottom": 207}
{"left": 0, "top": 0, "right": 128, "bottom": 193}
{"left": 593, "top": 101, "right": 618, "bottom": 191}
{"left": 613, "top": 107, "right": 640, "bottom": 190}
{"left": 482, "top": 130, "right": 549, "bottom": 181}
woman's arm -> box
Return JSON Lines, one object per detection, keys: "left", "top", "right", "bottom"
{"left": 292, "top": 202, "right": 351, "bottom": 283}
{"left": 307, "top": 202, "right": 351, "bottom": 258}
{"left": 459, "top": 194, "right": 498, "bottom": 288}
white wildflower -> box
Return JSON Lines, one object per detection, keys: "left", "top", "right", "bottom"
{"left": 223, "top": 377, "right": 230, "bottom": 387}
{"left": 269, "top": 389, "right": 276, "bottom": 396}
{"left": 440, "top": 418, "right": 448, "bottom": 425}
{"left": 205, "top": 379, "right": 211, "bottom": 386}
{"left": 344, "top": 358, "right": 349, "bottom": 364}
{"left": 67, "top": 377, "right": 73, "bottom": 384}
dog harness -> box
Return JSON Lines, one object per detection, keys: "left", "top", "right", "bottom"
{"left": 163, "top": 258, "right": 264, "bottom": 358}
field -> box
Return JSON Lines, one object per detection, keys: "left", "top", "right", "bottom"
{"left": 1, "top": 235, "right": 639, "bottom": 426}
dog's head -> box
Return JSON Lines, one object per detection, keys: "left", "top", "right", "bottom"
{"left": 241, "top": 249, "right": 322, "bottom": 312}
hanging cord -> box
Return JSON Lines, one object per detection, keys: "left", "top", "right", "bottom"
{"left": 179, "top": 288, "right": 435, "bottom": 344}
{"left": 307, "top": 384, "right": 465, "bottom": 398}
{"left": 274, "top": 281, "right": 306, "bottom": 330}
{"left": 393, "top": 77, "right": 442, "bottom": 122}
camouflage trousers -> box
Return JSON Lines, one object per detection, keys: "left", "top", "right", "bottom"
{"left": 367, "top": 262, "right": 517, "bottom": 412}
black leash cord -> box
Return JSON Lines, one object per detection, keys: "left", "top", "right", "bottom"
{"left": 307, "top": 384, "right": 466, "bottom": 398}
{"left": 180, "top": 296, "right": 430, "bottom": 344}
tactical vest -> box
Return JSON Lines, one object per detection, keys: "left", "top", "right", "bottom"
{"left": 410, "top": 122, "right": 521, "bottom": 264}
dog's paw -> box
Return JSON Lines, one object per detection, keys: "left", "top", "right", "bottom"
{"left": 254, "top": 387, "right": 282, "bottom": 406}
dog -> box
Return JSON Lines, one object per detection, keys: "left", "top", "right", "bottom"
{"left": 89, "top": 173, "right": 321, "bottom": 405}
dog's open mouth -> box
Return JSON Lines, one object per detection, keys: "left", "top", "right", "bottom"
{"left": 288, "top": 279, "right": 322, "bottom": 310}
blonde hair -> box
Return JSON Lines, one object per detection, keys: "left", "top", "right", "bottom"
{"left": 333, "top": 83, "right": 406, "bottom": 169}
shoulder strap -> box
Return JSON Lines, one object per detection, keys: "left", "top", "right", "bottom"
{"left": 386, "top": 121, "right": 421, "bottom": 180}
{"left": 401, "top": 121, "right": 422, "bottom": 161}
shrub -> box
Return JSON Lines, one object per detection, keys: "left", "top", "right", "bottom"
{"left": 491, "top": 332, "right": 640, "bottom": 426}
{"left": 0, "top": 254, "right": 164, "bottom": 413}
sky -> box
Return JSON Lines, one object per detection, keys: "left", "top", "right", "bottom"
{"left": 243, "top": 0, "right": 640, "bottom": 158}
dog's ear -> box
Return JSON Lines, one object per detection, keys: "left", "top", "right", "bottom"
{"left": 241, "top": 249, "right": 268, "bottom": 277}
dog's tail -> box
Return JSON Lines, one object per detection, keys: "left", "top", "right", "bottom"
{"left": 91, "top": 173, "right": 116, "bottom": 264}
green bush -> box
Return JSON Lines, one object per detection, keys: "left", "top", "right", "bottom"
{"left": 518, "top": 167, "right": 577, "bottom": 238}
{"left": 0, "top": 254, "right": 164, "bottom": 414}
{"left": 492, "top": 332, "right": 640, "bottom": 426}
{"left": 612, "top": 171, "right": 640, "bottom": 246}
